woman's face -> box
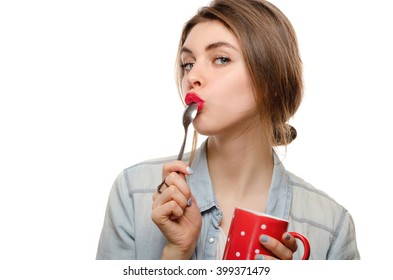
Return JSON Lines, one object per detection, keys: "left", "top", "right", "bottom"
{"left": 181, "top": 20, "right": 258, "bottom": 137}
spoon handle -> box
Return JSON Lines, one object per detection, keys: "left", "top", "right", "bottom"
{"left": 156, "top": 104, "right": 196, "bottom": 194}
{"left": 156, "top": 127, "right": 188, "bottom": 194}
{"left": 176, "top": 128, "right": 188, "bottom": 161}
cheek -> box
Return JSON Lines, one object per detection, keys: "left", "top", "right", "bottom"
{"left": 181, "top": 77, "right": 186, "bottom": 90}
{"left": 180, "top": 78, "right": 187, "bottom": 96}
{"left": 219, "top": 73, "right": 255, "bottom": 110}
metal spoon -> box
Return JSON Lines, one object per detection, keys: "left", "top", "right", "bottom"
{"left": 156, "top": 102, "right": 198, "bottom": 193}
{"left": 176, "top": 102, "right": 198, "bottom": 161}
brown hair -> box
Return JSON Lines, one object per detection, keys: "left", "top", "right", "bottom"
{"left": 176, "top": 0, "right": 303, "bottom": 162}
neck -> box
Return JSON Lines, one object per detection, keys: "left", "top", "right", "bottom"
{"left": 207, "top": 128, "right": 273, "bottom": 198}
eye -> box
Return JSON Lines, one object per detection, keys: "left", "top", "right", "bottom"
{"left": 214, "top": 56, "right": 231, "bottom": 65}
{"left": 181, "top": 62, "right": 194, "bottom": 71}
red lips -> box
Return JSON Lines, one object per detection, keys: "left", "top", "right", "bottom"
{"left": 185, "top": 92, "right": 205, "bottom": 111}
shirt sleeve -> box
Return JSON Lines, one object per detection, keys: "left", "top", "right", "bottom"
{"left": 327, "top": 211, "right": 360, "bottom": 260}
{"left": 96, "top": 172, "right": 136, "bottom": 260}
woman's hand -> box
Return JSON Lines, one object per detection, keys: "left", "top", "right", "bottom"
{"left": 254, "top": 232, "right": 298, "bottom": 260}
{"left": 151, "top": 161, "right": 202, "bottom": 260}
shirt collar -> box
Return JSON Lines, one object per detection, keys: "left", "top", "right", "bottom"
{"left": 265, "top": 151, "right": 292, "bottom": 220}
{"left": 187, "top": 140, "right": 292, "bottom": 219}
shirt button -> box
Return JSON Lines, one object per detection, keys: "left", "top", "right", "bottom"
{"left": 208, "top": 237, "right": 215, "bottom": 244}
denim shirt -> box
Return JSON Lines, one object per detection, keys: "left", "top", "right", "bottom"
{"left": 96, "top": 141, "right": 360, "bottom": 260}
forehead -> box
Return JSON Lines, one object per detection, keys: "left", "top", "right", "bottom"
{"left": 182, "top": 20, "right": 240, "bottom": 51}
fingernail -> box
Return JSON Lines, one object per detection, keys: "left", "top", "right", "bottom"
{"left": 260, "top": 235, "right": 268, "bottom": 243}
{"left": 255, "top": 254, "right": 265, "bottom": 260}
{"left": 186, "top": 166, "right": 194, "bottom": 174}
{"left": 285, "top": 233, "right": 291, "bottom": 241}
{"left": 187, "top": 198, "right": 192, "bottom": 207}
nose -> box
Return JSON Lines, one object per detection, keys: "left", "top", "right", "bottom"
{"left": 184, "top": 64, "right": 203, "bottom": 91}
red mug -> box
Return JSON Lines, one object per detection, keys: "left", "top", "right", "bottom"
{"left": 222, "top": 207, "right": 310, "bottom": 260}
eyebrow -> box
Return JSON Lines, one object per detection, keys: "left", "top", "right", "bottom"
{"left": 180, "top": 41, "right": 238, "bottom": 55}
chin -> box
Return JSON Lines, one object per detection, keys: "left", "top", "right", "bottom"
{"left": 193, "top": 126, "right": 211, "bottom": 137}
{"left": 193, "top": 114, "right": 233, "bottom": 137}
{"left": 193, "top": 121, "right": 214, "bottom": 136}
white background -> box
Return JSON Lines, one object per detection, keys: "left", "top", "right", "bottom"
{"left": 1, "top": 0, "right": 392, "bottom": 278}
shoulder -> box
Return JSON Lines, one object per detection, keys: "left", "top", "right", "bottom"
{"left": 288, "top": 172, "right": 343, "bottom": 208}
{"left": 286, "top": 171, "right": 360, "bottom": 259}
{"left": 287, "top": 171, "right": 349, "bottom": 233}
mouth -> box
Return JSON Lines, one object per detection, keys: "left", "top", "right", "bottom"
{"left": 185, "top": 92, "right": 205, "bottom": 111}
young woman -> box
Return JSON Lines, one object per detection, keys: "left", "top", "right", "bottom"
{"left": 96, "top": 0, "right": 360, "bottom": 260}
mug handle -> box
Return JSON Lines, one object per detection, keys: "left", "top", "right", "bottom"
{"left": 289, "top": 232, "right": 310, "bottom": 260}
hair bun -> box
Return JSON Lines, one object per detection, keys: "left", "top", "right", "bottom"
{"left": 274, "top": 124, "right": 297, "bottom": 146}
{"left": 289, "top": 124, "right": 297, "bottom": 142}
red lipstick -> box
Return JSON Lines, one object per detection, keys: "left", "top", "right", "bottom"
{"left": 185, "top": 92, "right": 205, "bottom": 111}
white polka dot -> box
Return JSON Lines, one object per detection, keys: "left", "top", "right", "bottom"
{"left": 236, "top": 252, "right": 240, "bottom": 257}
{"left": 240, "top": 231, "right": 245, "bottom": 236}
{"left": 255, "top": 249, "right": 260, "bottom": 254}
{"left": 261, "top": 224, "right": 267, "bottom": 230}
{"left": 227, "top": 237, "right": 230, "bottom": 242}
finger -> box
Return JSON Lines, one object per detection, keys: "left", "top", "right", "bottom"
{"left": 281, "top": 232, "right": 298, "bottom": 253}
{"left": 153, "top": 172, "right": 191, "bottom": 209}
{"left": 254, "top": 254, "right": 277, "bottom": 260}
{"left": 165, "top": 172, "right": 192, "bottom": 200}
{"left": 186, "top": 193, "right": 198, "bottom": 208}
{"left": 152, "top": 184, "right": 189, "bottom": 210}
{"left": 162, "top": 161, "right": 194, "bottom": 178}
{"left": 153, "top": 180, "right": 167, "bottom": 201}
{"left": 151, "top": 200, "right": 184, "bottom": 225}
{"left": 259, "top": 234, "right": 293, "bottom": 260}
